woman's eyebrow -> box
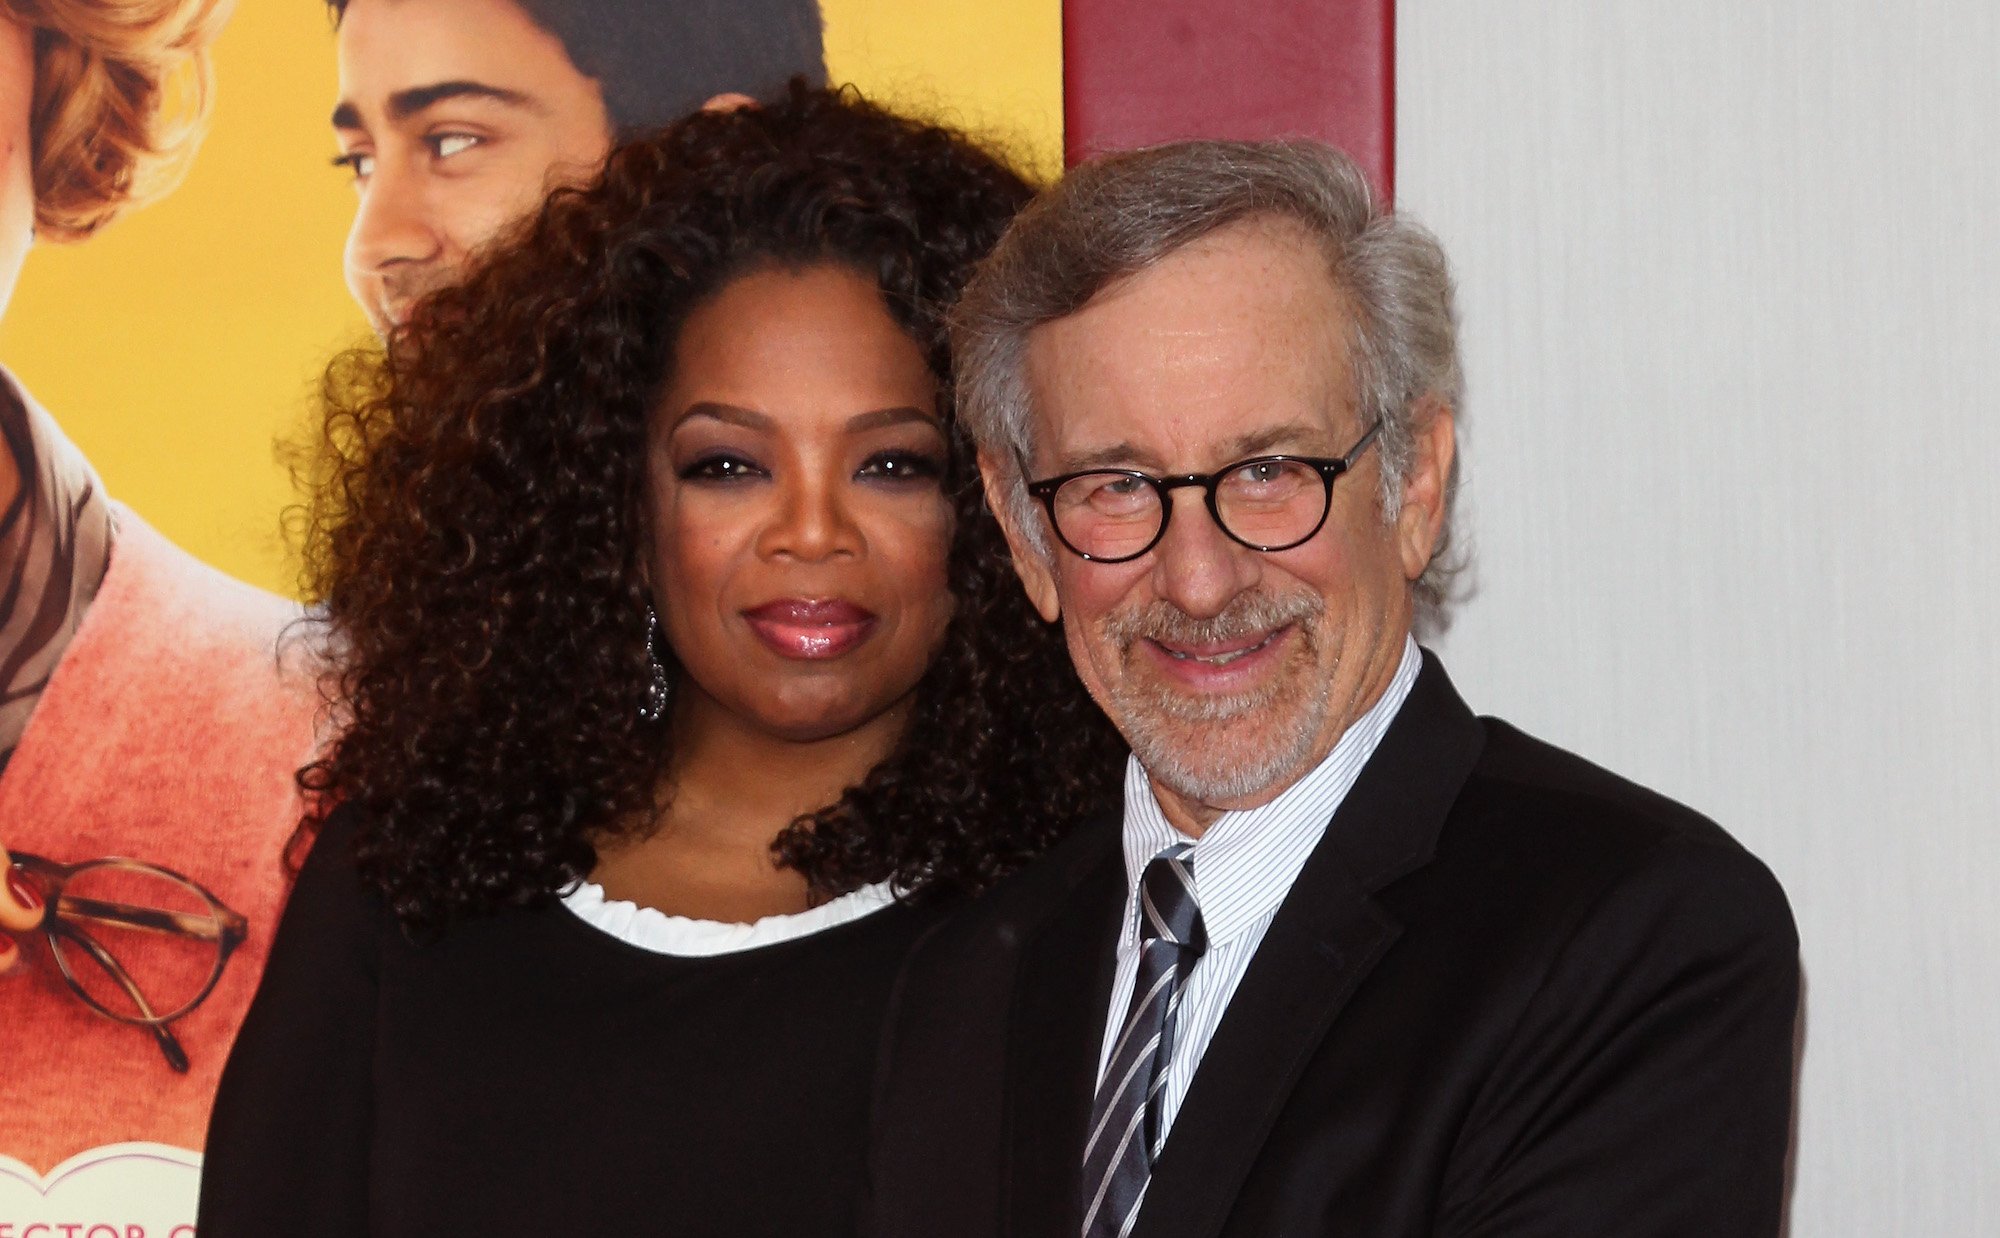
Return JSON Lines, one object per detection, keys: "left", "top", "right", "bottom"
{"left": 671, "top": 404, "right": 940, "bottom": 433}
{"left": 673, "top": 402, "right": 772, "bottom": 431}
{"left": 846, "top": 406, "right": 939, "bottom": 433}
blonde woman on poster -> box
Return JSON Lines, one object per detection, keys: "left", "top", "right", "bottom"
{"left": 0, "top": 0, "right": 321, "bottom": 1188}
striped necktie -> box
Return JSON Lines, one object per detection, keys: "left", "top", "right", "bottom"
{"left": 1081, "top": 843, "right": 1207, "bottom": 1238}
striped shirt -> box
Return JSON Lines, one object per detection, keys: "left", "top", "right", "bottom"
{"left": 0, "top": 372, "right": 115, "bottom": 772}
{"left": 1094, "top": 636, "right": 1421, "bottom": 1143}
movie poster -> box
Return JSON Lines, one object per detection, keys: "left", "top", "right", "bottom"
{"left": 0, "top": 0, "right": 1060, "bottom": 1228}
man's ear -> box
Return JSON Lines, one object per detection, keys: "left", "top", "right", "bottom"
{"left": 1395, "top": 397, "right": 1456, "bottom": 583}
{"left": 978, "top": 450, "right": 1062, "bottom": 623}
{"left": 700, "top": 92, "right": 759, "bottom": 114}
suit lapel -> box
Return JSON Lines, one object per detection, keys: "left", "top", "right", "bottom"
{"left": 1003, "top": 829, "right": 1127, "bottom": 1238}
{"left": 1134, "top": 653, "right": 1487, "bottom": 1238}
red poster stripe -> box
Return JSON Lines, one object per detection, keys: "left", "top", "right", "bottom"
{"left": 1061, "top": 0, "right": 1394, "bottom": 201}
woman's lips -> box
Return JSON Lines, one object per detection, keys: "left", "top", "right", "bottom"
{"left": 742, "top": 598, "right": 878, "bottom": 660}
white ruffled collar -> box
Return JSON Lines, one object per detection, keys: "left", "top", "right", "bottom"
{"left": 560, "top": 878, "right": 897, "bottom": 958}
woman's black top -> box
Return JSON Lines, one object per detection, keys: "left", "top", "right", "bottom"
{"left": 197, "top": 806, "right": 946, "bottom": 1237}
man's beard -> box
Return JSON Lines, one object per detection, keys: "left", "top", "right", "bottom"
{"left": 1099, "top": 588, "right": 1333, "bottom": 805}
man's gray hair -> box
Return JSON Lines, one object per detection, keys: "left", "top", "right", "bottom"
{"left": 952, "top": 138, "right": 1466, "bottom": 629}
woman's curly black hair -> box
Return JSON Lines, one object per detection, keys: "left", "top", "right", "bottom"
{"left": 296, "top": 83, "right": 1126, "bottom": 934}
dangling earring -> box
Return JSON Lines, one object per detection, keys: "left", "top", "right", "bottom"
{"left": 639, "top": 604, "right": 672, "bottom": 723}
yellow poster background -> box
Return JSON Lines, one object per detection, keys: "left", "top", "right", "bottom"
{"left": 0, "top": 0, "right": 1061, "bottom": 597}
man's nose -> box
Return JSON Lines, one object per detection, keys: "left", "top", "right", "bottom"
{"left": 1149, "top": 488, "right": 1261, "bottom": 620}
{"left": 756, "top": 474, "right": 865, "bottom": 563}
{"left": 343, "top": 161, "right": 442, "bottom": 276}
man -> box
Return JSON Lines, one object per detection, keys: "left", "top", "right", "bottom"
{"left": 326, "top": 0, "right": 825, "bottom": 334}
{"left": 867, "top": 140, "right": 1799, "bottom": 1237}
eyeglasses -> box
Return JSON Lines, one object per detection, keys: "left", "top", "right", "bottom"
{"left": 6, "top": 852, "right": 249, "bottom": 1073}
{"left": 1025, "top": 423, "right": 1382, "bottom": 564}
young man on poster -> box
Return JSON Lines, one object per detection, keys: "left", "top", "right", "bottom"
{"left": 325, "top": 0, "right": 825, "bottom": 335}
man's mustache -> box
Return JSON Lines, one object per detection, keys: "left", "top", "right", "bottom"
{"left": 1104, "top": 589, "right": 1324, "bottom": 653}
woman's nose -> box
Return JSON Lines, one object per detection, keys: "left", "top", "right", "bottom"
{"left": 756, "top": 473, "right": 864, "bottom": 562}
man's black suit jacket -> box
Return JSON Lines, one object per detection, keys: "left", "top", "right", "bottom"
{"left": 866, "top": 653, "right": 1798, "bottom": 1238}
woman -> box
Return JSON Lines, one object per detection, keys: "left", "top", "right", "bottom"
{"left": 198, "top": 86, "right": 1124, "bottom": 1234}
{"left": 1, "top": 0, "right": 317, "bottom": 1178}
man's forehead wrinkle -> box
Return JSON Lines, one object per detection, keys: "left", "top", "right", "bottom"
{"left": 1025, "top": 216, "right": 1356, "bottom": 474}
{"left": 1056, "top": 441, "right": 1166, "bottom": 474}
{"left": 1053, "top": 421, "right": 1330, "bottom": 476}
{"left": 1228, "top": 421, "right": 1335, "bottom": 457}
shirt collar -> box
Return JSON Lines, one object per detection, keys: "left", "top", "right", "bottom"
{"left": 1119, "top": 636, "right": 1422, "bottom": 947}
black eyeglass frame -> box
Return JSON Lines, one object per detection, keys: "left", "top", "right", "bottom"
{"left": 6, "top": 851, "right": 249, "bottom": 1074}
{"left": 1024, "top": 422, "right": 1383, "bottom": 564}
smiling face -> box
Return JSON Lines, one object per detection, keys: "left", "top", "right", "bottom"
{"left": 648, "top": 262, "right": 956, "bottom": 747}
{"left": 332, "top": 0, "right": 615, "bottom": 336}
{"left": 996, "top": 218, "right": 1452, "bottom": 827}
{"left": 1, "top": 13, "right": 36, "bottom": 321}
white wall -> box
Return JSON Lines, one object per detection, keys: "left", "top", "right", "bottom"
{"left": 1398, "top": 3, "right": 1999, "bottom": 1233}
